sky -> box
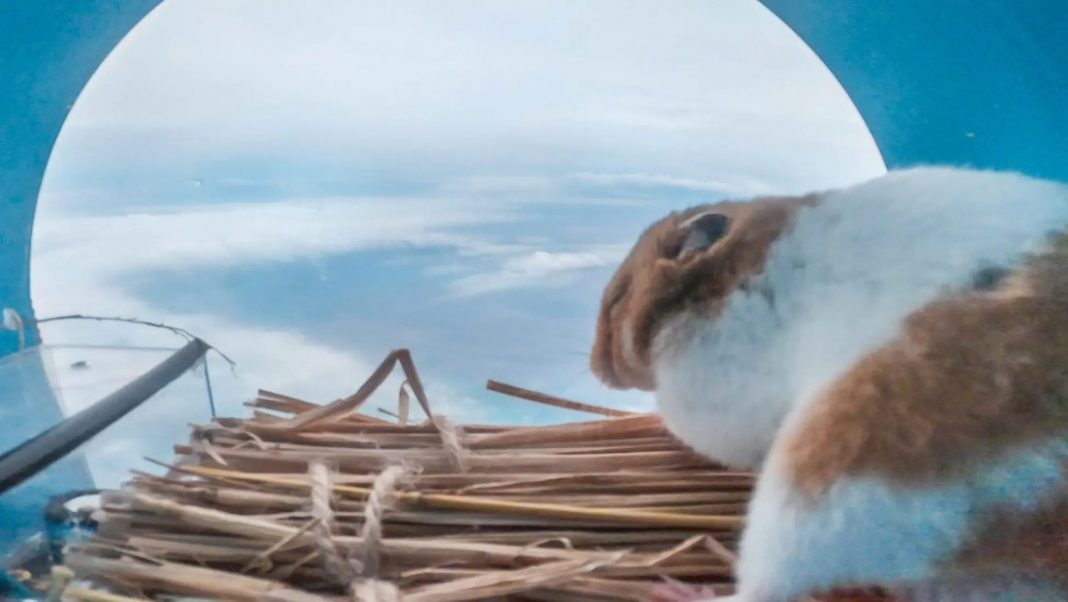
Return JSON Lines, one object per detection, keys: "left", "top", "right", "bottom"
{"left": 29, "top": 0, "right": 884, "bottom": 487}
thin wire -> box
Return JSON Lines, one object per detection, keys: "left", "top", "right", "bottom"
{"left": 31, "top": 314, "right": 237, "bottom": 371}
{"left": 202, "top": 356, "right": 218, "bottom": 419}
{"left": 31, "top": 314, "right": 228, "bottom": 420}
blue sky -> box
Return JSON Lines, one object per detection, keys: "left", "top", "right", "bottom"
{"left": 29, "top": 0, "right": 883, "bottom": 485}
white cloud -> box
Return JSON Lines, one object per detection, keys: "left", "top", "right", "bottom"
{"left": 33, "top": 196, "right": 515, "bottom": 275}
{"left": 449, "top": 247, "right": 626, "bottom": 296}
{"left": 28, "top": 189, "right": 631, "bottom": 483}
{"left": 45, "top": 0, "right": 884, "bottom": 208}
{"left": 441, "top": 175, "right": 558, "bottom": 195}
{"left": 569, "top": 171, "right": 781, "bottom": 197}
{"left": 30, "top": 194, "right": 516, "bottom": 478}
{"left": 505, "top": 250, "right": 618, "bottom": 274}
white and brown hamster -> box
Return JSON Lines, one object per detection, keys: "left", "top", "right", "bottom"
{"left": 591, "top": 166, "right": 1068, "bottom": 601}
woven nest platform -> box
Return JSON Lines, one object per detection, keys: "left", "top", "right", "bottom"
{"left": 57, "top": 350, "right": 882, "bottom": 602}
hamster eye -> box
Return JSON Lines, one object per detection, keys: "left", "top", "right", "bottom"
{"left": 676, "top": 212, "right": 730, "bottom": 257}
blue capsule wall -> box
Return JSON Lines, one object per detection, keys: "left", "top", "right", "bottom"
{"left": 0, "top": 1, "right": 162, "bottom": 551}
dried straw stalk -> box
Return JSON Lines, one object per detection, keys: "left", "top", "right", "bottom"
{"left": 58, "top": 348, "right": 855, "bottom": 601}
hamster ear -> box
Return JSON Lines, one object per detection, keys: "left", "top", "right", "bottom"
{"left": 678, "top": 211, "right": 730, "bottom": 256}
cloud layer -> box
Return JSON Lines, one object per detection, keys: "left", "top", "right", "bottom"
{"left": 450, "top": 247, "right": 627, "bottom": 296}
{"left": 46, "top": 0, "right": 883, "bottom": 210}
{"left": 29, "top": 0, "right": 885, "bottom": 479}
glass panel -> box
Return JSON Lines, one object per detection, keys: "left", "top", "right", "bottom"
{"left": 0, "top": 345, "right": 93, "bottom": 556}
{"left": 0, "top": 344, "right": 212, "bottom": 558}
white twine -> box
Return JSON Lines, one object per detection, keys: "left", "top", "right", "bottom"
{"left": 308, "top": 459, "right": 412, "bottom": 601}
{"left": 357, "top": 464, "right": 411, "bottom": 578}
{"left": 431, "top": 413, "right": 468, "bottom": 472}
{"left": 308, "top": 459, "right": 357, "bottom": 586}
{"left": 351, "top": 579, "right": 402, "bottom": 602}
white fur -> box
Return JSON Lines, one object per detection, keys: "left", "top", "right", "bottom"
{"left": 735, "top": 438, "right": 1068, "bottom": 601}
{"left": 696, "top": 577, "right": 1068, "bottom": 602}
{"left": 652, "top": 166, "right": 1068, "bottom": 469}
{"left": 682, "top": 442, "right": 1068, "bottom": 602}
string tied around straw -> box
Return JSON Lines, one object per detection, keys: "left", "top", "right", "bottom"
{"left": 308, "top": 459, "right": 413, "bottom": 600}
{"left": 431, "top": 413, "right": 468, "bottom": 472}
{"left": 356, "top": 464, "right": 413, "bottom": 579}
{"left": 352, "top": 579, "right": 402, "bottom": 602}
{"left": 308, "top": 459, "right": 356, "bottom": 587}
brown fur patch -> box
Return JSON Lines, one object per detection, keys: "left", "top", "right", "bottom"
{"left": 590, "top": 194, "right": 819, "bottom": 391}
{"left": 953, "top": 492, "right": 1068, "bottom": 579}
{"left": 783, "top": 231, "right": 1068, "bottom": 493}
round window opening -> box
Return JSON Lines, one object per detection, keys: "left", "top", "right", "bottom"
{"left": 32, "top": 0, "right": 884, "bottom": 482}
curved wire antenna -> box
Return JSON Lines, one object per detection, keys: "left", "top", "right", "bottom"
{"left": 31, "top": 313, "right": 236, "bottom": 370}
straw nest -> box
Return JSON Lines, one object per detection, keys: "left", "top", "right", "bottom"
{"left": 60, "top": 350, "right": 885, "bottom": 602}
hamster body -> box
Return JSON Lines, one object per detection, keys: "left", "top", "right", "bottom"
{"left": 591, "top": 167, "right": 1068, "bottom": 601}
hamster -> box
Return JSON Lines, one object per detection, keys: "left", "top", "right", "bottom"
{"left": 591, "top": 166, "right": 1068, "bottom": 601}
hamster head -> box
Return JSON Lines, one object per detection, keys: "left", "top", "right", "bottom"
{"left": 590, "top": 194, "right": 815, "bottom": 392}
